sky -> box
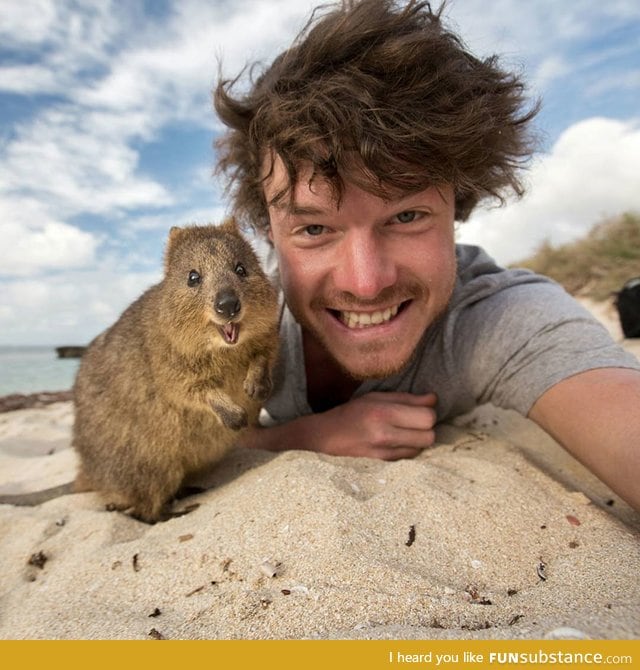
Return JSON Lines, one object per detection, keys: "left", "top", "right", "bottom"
{"left": 1, "top": 0, "right": 639, "bottom": 346}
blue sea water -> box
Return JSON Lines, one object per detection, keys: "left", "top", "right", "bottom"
{"left": 0, "top": 346, "right": 81, "bottom": 396}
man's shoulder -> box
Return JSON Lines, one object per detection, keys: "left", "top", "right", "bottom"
{"left": 452, "top": 243, "right": 557, "bottom": 309}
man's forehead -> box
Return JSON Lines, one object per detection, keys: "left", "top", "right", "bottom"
{"left": 263, "top": 156, "right": 336, "bottom": 211}
{"left": 261, "top": 150, "right": 450, "bottom": 213}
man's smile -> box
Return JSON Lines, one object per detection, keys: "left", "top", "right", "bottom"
{"left": 329, "top": 301, "right": 410, "bottom": 330}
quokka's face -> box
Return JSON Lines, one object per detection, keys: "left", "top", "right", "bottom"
{"left": 166, "top": 231, "right": 276, "bottom": 347}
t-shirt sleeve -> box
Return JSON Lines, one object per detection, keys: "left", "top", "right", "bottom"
{"left": 452, "top": 281, "right": 640, "bottom": 416}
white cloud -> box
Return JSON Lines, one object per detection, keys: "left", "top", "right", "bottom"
{"left": 0, "top": 0, "right": 315, "bottom": 232}
{"left": 0, "top": 198, "right": 99, "bottom": 276}
{"left": 0, "top": 65, "right": 61, "bottom": 95}
{"left": 444, "top": 0, "right": 640, "bottom": 92}
{"left": 534, "top": 56, "right": 572, "bottom": 91}
{"left": 74, "top": 0, "right": 316, "bottom": 124}
{"left": 125, "top": 204, "right": 228, "bottom": 233}
{"left": 586, "top": 69, "right": 640, "bottom": 97}
{"left": 0, "top": 106, "right": 173, "bottom": 217}
{"left": 457, "top": 117, "right": 640, "bottom": 264}
{"left": 0, "top": 0, "right": 59, "bottom": 46}
{"left": 0, "top": 0, "right": 123, "bottom": 96}
{"left": 0, "top": 268, "right": 161, "bottom": 346}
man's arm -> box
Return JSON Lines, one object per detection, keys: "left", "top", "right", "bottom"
{"left": 528, "top": 367, "right": 640, "bottom": 511}
{"left": 240, "top": 392, "right": 438, "bottom": 460}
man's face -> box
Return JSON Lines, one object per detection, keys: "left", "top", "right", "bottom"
{"left": 264, "top": 157, "right": 457, "bottom": 380}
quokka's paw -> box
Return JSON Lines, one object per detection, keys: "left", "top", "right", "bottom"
{"left": 211, "top": 402, "right": 248, "bottom": 431}
{"left": 244, "top": 368, "right": 273, "bottom": 401}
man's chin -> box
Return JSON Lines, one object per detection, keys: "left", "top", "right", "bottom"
{"left": 327, "top": 344, "right": 415, "bottom": 381}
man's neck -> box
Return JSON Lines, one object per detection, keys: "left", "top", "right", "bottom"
{"left": 302, "top": 330, "right": 360, "bottom": 413}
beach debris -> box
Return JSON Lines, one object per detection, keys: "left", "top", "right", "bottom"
{"left": 186, "top": 585, "right": 205, "bottom": 597}
{"left": 508, "top": 614, "right": 524, "bottom": 626}
{"left": 507, "top": 588, "right": 518, "bottom": 596}
{"left": 148, "top": 628, "right": 166, "bottom": 640}
{"left": 260, "top": 598, "right": 272, "bottom": 609}
{"left": 148, "top": 608, "right": 162, "bottom": 618}
{"left": 219, "top": 557, "right": 241, "bottom": 580}
{"left": 132, "top": 553, "right": 140, "bottom": 572}
{"left": 169, "top": 503, "right": 200, "bottom": 518}
{"left": 465, "top": 585, "right": 492, "bottom": 605}
{"left": 178, "top": 533, "right": 194, "bottom": 542}
{"left": 279, "top": 585, "right": 309, "bottom": 596}
{"left": 470, "top": 559, "right": 483, "bottom": 570}
{"left": 451, "top": 434, "right": 485, "bottom": 451}
{"left": 569, "top": 541, "right": 580, "bottom": 549}
{"left": 566, "top": 514, "right": 581, "bottom": 526}
{"left": 27, "top": 551, "right": 48, "bottom": 569}
{"left": 259, "top": 559, "right": 281, "bottom": 578}
{"left": 405, "top": 525, "right": 416, "bottom": 547}
{"left": 289, "top": 585, "right": 309, "bottom": 595}
{"left": 605, "top": 499, "right": 615, "bottom": 507}
{"left": 544, "top": 627, "right": 590, "bottom": 640}
{"left": 537, "top": 560, "right": 547, "bottom": 581}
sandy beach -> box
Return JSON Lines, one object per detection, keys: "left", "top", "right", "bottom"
{"left": 0, "top": 300, "right": 638, "bottom": 640}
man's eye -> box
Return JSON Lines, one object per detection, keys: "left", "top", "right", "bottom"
{"left": 395, "top": 211, "right": 419, "bottom": 224}
{"left": 304, "top": 224, "right": 325, "bottom": 236}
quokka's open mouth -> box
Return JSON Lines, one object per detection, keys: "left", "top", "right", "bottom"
{"left": 218, "top": 322, "right": 240, "bottom": 344}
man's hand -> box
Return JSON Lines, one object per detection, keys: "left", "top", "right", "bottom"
{"left": 240, "top": 392, "right": 438, "bottom": 460}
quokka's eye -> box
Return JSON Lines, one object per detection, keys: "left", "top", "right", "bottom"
{"left": 187, "top": 270, "right": 201, "bottom": 287}
{"left": 235, "top": 263, "right": 247, "bottom": 277}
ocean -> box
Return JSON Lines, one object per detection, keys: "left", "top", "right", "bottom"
{"left": 0, "top": 346, "right": 81, "bottom": 396}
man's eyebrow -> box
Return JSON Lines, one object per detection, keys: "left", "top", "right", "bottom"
{"left": 268, "top": 200, "right": 326, "bottom": 216}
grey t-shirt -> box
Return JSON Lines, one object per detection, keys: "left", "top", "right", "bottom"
{"left": 260, "top": 243, "right": 639, "bottom": 424}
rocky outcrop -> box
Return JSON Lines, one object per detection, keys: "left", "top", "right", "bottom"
{"left": 56, "top": 346, "right": 86, "bottom": 358}
{"left": 0, "top": 391, "right": 73, "bottom": 413}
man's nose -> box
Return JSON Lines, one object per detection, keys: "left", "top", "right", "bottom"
{"left": 332, "top": 231, "right": 398, "bottom": 299}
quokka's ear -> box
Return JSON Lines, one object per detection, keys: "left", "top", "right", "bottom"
{"left": 218, "top": 217, "right": 240, "bottom": 234}
{"left": 164, "top": 226, "right": 185, "bottom": 272}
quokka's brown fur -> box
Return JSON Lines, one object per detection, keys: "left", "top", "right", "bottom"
{"left": 70, "top": 218, "right": 278, "bottom": 522}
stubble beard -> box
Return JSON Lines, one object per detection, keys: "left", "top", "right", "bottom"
{"left": 289, "top": 282, "right": 436, "bottom": 381}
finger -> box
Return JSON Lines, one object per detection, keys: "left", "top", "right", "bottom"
{"left": 373, "top": 445, "right": 426, "bottom": 461}
{"left": 372, "top": 424, "right": 437, "bottom": 452}
{"left": 386, "top": 404, "right": 437, "bottom": 432}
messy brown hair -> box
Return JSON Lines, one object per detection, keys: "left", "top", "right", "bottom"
{"left": 214, "top": 0, "right": 539, "bottom": 232}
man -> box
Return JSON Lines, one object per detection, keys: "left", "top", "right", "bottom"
{"left": 214, "top": 0, "right": 640, "bottom": 510}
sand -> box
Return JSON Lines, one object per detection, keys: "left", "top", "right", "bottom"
{"left": 0, "top": 299, "right": 638, "bottom": 640}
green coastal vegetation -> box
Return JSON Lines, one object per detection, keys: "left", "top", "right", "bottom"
{"left": 514, "top": 212, "right": 640, "bottom": 300}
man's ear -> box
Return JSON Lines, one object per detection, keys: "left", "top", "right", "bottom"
{"left": 267, "top": 225, "right": 274, "bottom": 243}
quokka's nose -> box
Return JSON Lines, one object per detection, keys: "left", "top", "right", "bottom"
{"left": 215, "top": 289, "right": 241, "bottom": 319}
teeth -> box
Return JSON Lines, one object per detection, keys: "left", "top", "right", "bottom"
{"left": 339, "top": 305, "right": 400, "bottom": 329}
